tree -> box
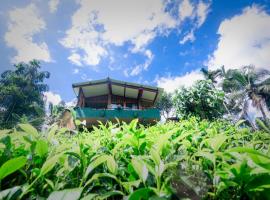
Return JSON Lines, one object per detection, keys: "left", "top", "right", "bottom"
{"left": 173, "top": 80, "right": 225, "bottom": 120}
{"left": 201, "top": 66, "right": 225, "bottom": 83}
{"left": 222, "top": 66, "right": 270, "bottom": 125}
{"left": 155, "top": 92, "right": 173, "bottom": 119}
{"left": 0, "top": 60, "right": 50, "bottom": 129}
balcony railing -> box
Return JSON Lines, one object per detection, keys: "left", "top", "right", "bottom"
{"left": 74, "top": 107, "right": 160, "bottom": 120}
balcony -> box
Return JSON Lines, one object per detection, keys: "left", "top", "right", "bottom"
{"left": 74, "top": 107, "right": 160, "bottom": 126}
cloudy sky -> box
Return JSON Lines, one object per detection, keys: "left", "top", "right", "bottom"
{"left": 0, "top": 0, "right": 270, "bottom": 105}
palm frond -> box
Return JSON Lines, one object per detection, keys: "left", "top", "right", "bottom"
{"left": 257, "top": 78, "right": 270, "bottom": 93}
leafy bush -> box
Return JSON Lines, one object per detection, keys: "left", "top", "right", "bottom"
{"left": 173, "top": 80, "right": 225, "bottom": 120}
{"left": 0, "top": 119, "right": 269, "bottom": 199}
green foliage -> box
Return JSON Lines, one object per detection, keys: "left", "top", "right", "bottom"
{"left": 173, "top": 80, "right": 225, "bottom": 120}
{"left": 0, "top": 119, "right": 269, "bottom": 199}
{"left": 0, "top": 60, "right": 50, "bottom": 129}
{"left": 155, "top": 92, "right": 173, "bottom": 119}
{"left": 221, "top": 66, "right": 270, "bottom": 124}
{"left": 0, "top": 157, "right": 27, "bottom": 180}
{"left": 47, "top": 188, "right": 83, "bottom": 200}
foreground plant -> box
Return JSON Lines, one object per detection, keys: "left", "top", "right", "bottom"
{"left": 0, "top": 118, "right": 269, "bottom": 199}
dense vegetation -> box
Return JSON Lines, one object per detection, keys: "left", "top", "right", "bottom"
{"left": 0, "top": 119, "right": 270, "bottom": 199}
{"left": 173, "top": 80, "right": 225, "bottom": 120}
{"left": 0, "top": 61, "right": 50, "bottom": 129}
{"left": 0, "top": 61, "right": 270, "bottom": 199}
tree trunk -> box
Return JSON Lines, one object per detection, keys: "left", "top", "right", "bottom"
{"left": 258, "top": 99, "right": 270, "bottom": 127}
{"left": 239, "top": 100, "right": 256, "bottom": 130}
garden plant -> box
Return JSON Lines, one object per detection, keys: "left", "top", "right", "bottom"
{"left": 0, "top": 118, "right": 269, "bottom": 199}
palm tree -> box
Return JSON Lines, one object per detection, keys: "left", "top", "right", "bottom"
{"left": 222, "top": 66, "right": 270, "bottom": 125}
{"left": 201, "top": 66, "right": 225, "bottom": 83}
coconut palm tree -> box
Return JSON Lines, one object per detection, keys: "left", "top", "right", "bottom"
{"left": 222, "top": 66, "right": 270, "bottom": 125}
{"left": 201, "top": 66, "right": 225, "bottom": 83}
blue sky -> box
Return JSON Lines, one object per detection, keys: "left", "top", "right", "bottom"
{"left": 0, "top": 0, "right": 270, "bottom": 105}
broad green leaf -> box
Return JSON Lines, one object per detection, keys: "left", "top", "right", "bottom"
{"left": 106, "top": 155, "right": 117, "bottom": 174}
{"left": 128, "top": 188, "right": 153, "bottom": 200}
{"left": 208, "top": 134, "right": 227, "bottom": 151}
{"left": 18, "top": 124, "right": 39, "bottom": 138}
{"left": 150, "top": 148, "right": 161, "bottom": 166}
{"left": 84, "top": 173, "right": 119, "bottom": 187}
{"left": 0, "top": 129, "right": 11, "bottom": 135}
{"left": 131, "top": 158, "right": 148, "bottom": 183}
{"left": 122, "top": 180, "right": 141, "bottom": 192}
{"left": 0, "top": 186, "right": 22, "bottom": 200}
{"left": 84, "top": 155, "right": 110, "bottom": 179}
{"left": 35, "top": 139, "right": 48, "bottom": 157}
{"left": 80, "top": 193, "right": 98, "bottom": 200}
{"left": 47, "top": 125, "right": 58, "bottom": 141}
{"left": 40, "top": 155, "right": 60, "bottom": 176}
{"left": 197, "top": 151, "right": 215, "bottom": 164}
{"left": 47, "top": 188, "right": 82, "bottom": 200}
{"left": 228, "top": 147, "right": 270, "bottom": 170}
{"left": 97, "top": 190, "right": 124, "bottom": 200}
{"left": 235, "top": 120, "right": 246, "bottom": 128}
{"left": 0, "top": 157, "right": 27, "bottom": 180}
{"left": 173, "top": 131, "right": 192, "bottom": 144}
{"left": 129, "top": 119, "right": 139, "bottom": 131}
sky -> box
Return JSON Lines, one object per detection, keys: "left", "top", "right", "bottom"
{"left": 0, "top": 0, "right": 270, "bottom": 105}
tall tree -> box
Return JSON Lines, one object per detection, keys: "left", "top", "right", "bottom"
{"left": 201, "top": 66, "right": 225, "bottom": 83}
{"left": 222, "top": 66, "right": 270, "bottom": 124}
{"left": 173, "top": 80, "right": 225, "bottom": 120}
{"left": 155, "top": 92, "right": 173, "bottom": 120}
{"left": 0, "top": 60, "right": 50, "bottom": 129}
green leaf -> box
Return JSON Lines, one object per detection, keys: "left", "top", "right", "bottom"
{"left": 228, "top": 147, "right": 270, "bottom": 170}
{"left": 197, "top": 151, "right": 215, "bottom": 164}
{"left": 47, "top": 125, "right": 58, "bottom": 141}
{"left": 84, "top": 155, "right": 110, "bottom": 179}
{"left": 0, "top": 186, "right": 22, "bottom": 200}
{"left": 208, "top": 134, "right": 227, "bottom": 151}
{"left": 35, "top": 139, "right": 48, "bottom": 157}
{"left": 97, "top": 190, "right": 124, "bottom": 200}
{"left": 40, "top": 155, "right": 60, "bottom": 176}
{"left": 106, "top": 155, "right": 117, "bottom": 174}
{"left": 18, "top": 124, "right": 39, "bottom": 138}
{"left": 84, "top": 173, "right": 119, "bottom": 187}
{"left": 47, "top": 188, "right": 82, "bottom": 200}
{"left": 0, "top": 157, "right": 27, "bottom": 180}
{"left": 80, "top": 193, "right": 98, "bottom": 200}
{"left": 128, "top": 188, "right": 153, "bottom": 200}
{"left": 131, "top": 158, "right": 148, "bottom": 183}
{"left": 122, "top": 180, "right": 141, "bottom": 193}
{"left": 150, "top": 148, "right": 161, "bottom": 166}
{"left": 235, "top": 120, "right": 246, "bottom": 128}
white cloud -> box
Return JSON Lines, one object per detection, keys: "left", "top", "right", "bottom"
{"left": 60, "top": 0, "right": 176, "bottom": 68}
{"left": 73, "top": 68, "right": 79, "bottom": 74}
{"left": 81, "top": 73, "right": 92, "bottom": 81}
{"left": 178, "top": 0, "right": 194, "bottom": 21}
{"left": 156, "top": 70, "right": 204, "bottom": 93}
{"left": 179, "top": 30, "right": 195, "bottom": 44}
{"left": 196, "top": 0, "right": 210, "bottom": 27}
{"left": 130, "top": 50, "right": 154, "bottom": 76}
{"left": 178, "top": 0, "right": 210, "bottom": 44}
{"left": 208, "top": 5, "right": 270, "bottom": 71}
{"left": 4, "top": 4, "right": 51, "bottom": 63}
{"left": 49, "top": 0, "right": 60, "bottom": 13}
{"left": 68, "top": 53, "right": 83, "bottom": 66}
{"left": 60, "top": 0, "right": 211, "bottom": 75}
{"left": 44, "top": 91, "right": 62, "bottom": 105}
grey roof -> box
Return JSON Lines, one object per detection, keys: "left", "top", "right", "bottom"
{"left": 72, "top": 77, "right": 163, "bottom": 102}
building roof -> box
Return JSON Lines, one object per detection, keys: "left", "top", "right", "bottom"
{"left": 72, "top": 77, "right": 163, "bottom": 103}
